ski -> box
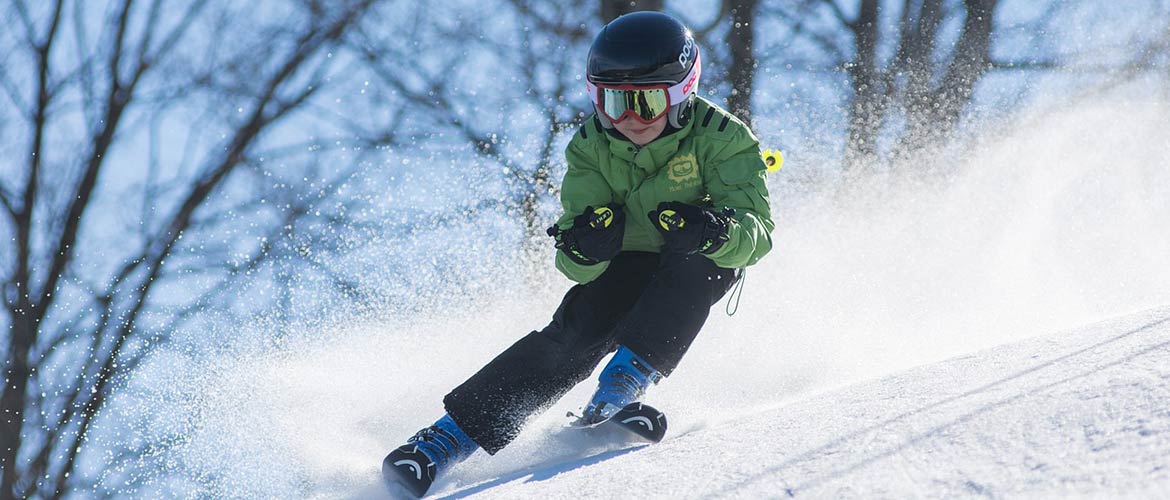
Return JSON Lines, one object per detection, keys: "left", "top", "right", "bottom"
{"left": 381, "top": 444, "right": 436, "bottom": 498}
{"left": 568, "top": 402, "right": 668, "bottom": 443}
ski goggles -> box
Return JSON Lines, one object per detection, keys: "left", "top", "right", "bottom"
{"left": 586, "top": 53, "right": 701, "bottom": 124}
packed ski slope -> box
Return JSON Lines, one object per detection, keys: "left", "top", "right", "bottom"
{"left": 181, "top": 305, "right": 1170, "bottom": 499}
{"left": 427, "top": 307, "right": 1170, "bottom": 499}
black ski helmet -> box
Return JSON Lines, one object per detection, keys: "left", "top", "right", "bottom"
{"left": 587, "top": 11, "right": 701, "bottom": 130}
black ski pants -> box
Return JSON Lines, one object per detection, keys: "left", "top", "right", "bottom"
{"left": 443, "top": 251, "right": 737, "bottom": 454}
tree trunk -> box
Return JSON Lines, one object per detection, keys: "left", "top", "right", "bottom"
{"left": 0, "top": 309, "right": 34, "bottom": 500}
{"left": 895, "top": 0, "right": 947, "bottom": 153}
{"left": 896, "top": 0, "right": 997, "bottom": 158}
{"left": 840, "top": 0, "right": 1001, "bottom": 176}
{"left": 935, "top": 0, "right": 997, "bottom": 134}
{"left": 844, "top": 0, "right": 884, "bottom": 175}
{"left": 725, "top": 0, "right": 759, "bottom": 127}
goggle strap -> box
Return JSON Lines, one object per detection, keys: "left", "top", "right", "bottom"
{"left": 586, "top": 52, "right": 701, "bottom": 106}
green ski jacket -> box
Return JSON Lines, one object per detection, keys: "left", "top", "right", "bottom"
{"left": 554, "top": 96, "right": 774, "bottom": 284}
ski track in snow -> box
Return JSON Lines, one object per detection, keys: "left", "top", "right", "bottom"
{"left": 427, "top": 307, "right": 1170, "bottom": 499}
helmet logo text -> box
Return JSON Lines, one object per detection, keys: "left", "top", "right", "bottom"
{"left": 682, "top": 66, "right": 698, "bottom": 94}
{"left": 678, "top": 37, "right": 695, "bottom": 68}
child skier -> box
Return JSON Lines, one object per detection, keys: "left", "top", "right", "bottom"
{"left": 383, "top": 11, "right": 774, "bottom": 497}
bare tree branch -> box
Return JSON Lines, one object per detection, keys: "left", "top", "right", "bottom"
{"left": 10, "top": 0, "right": 40, "bottom": 49}
{"left": 48, "top": 5, "right": 377, "bottom": 493}
{"left": 822, "top": 0, "right": 853, "bottom": 29}
{"left": 358, "top": 47, "right": 513, "bottom": 170}
{"left": 4, "top": 1, "right": 387, "bottom": 496}
{"left": 35, "top": 0, "right": 140, "bottom": 315}
{"left": 70, "top": 0, "right": 98, "bottom": 129}
{"left": 0, "top": 62, "right": 30, "bottom": 113}
{"left": 1, "top": 2, "right": 66, "bottom": 494}
{"left": 765, "top": 1, "right": 849, "bottom": 64}
{"left": 0, "top": 186, "right": 15, "bottom": 221}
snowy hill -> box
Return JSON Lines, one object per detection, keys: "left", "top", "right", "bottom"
{"left": 414, "top": 307, "right": 1170, "bottom": 499}
{"left": 170, "top": 94, "right": 1170, "bottom": 499}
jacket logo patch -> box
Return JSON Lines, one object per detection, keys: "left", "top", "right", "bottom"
{"left": 664, "top": 154, "right": 697, "bottom": 186}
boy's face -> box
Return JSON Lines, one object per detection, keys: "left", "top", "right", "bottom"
{"left": 614, "top": 114, "right": 667, "bottom": 146}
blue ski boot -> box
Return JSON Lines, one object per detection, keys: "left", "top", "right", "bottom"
{"left": 382, "top": 414, "right": 478, "bottom": 497}
{"left": 576, "top": 346, "right": 663, "bottom": 426}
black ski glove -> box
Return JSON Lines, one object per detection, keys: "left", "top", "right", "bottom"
{"left": 648, "top": 201, "right": 735, "bottom": 255}
{"left": 547, "top": 203, "right": 626, "bottom": 265}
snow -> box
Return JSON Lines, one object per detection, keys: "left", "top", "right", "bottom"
{"left": 171, "top": 86, "right": 1170, "bottom": 499}
{"left": 182, "top": 305, "right": 1170, "bottom": 499}
{"left": 422, "top": 307, "right": 1170, "bottom": 499}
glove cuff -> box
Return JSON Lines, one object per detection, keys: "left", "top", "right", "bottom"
{"left": 562, "top": 245, "right": 601, "bottom": 265}
{"left": 550, "top": 228, "right": 602, "bottom": 265}
{"left": 698, "top": 209, "right": 735, "bottom": 255}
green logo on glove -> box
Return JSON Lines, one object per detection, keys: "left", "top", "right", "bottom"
{"left": 589, "top": 206, "right": 614, "bottom": 229}
{"left": 657, "top": 209, "right": 686, "bottom": 231}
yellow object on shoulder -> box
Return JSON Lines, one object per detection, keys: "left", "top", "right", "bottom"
{"left": 761, "top": 149, "right": 784, "bottom": 173}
